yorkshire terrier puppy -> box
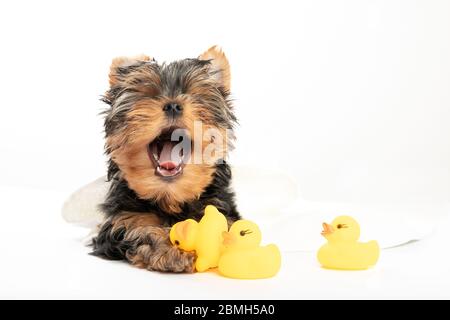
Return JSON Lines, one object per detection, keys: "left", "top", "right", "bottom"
{"left": 91, "top": 46, "right": 240, "bottom": 272}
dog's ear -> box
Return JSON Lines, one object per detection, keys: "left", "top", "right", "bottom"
{"left": 199, "top": 46, "right": 231, "bottom": 91}
{"left": 108, "top": 54, "right": 152, "bottom": 86}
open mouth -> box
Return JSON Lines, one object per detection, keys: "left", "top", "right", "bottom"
{"left": 147, "top": 128, "right": 190, "bottom": 180}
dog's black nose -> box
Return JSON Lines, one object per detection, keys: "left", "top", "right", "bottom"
{"left": 163, "top": 103, "right": 183, "bottom": 117}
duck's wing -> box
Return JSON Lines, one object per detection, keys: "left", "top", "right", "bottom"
{"left": 364, "top": 240, "right": 380, "bottom": 265}
{"left": 255, "top": 245, "right": 282, "bottom": 272}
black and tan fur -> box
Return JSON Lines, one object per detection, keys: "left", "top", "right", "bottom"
{"left": 91, "top": 47, "right": 240, "bottom": 272}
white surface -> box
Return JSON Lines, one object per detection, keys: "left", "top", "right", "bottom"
{"left": 62, "top": 177, "right": 108, "bottom": 228}
{"left": 1, "top": 185, "right": 450, "bottom": 299}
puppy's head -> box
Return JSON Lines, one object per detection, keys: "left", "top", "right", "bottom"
{"left": 103, "top": 46, "right": 236, "bottom": 213}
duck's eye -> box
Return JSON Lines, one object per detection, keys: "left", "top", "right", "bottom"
{"left": 337, "top": 224, "right": 348, "bottom": 229}
{"left": 240, "top": 229, "right": 253, "bottom": 236}
{"left": 174, "top": 240, "right": 180, "bottom": 246}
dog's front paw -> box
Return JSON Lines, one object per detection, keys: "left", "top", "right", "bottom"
{"left": 129, "top": 244, "right": 196, "bottom": 273}
{"left": 125, "top": 226, "right": 196, "bottom": 273}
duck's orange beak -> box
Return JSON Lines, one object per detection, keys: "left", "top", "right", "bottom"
{"left": 222, "top": 231, "right": 236, "bottom": 246}
{"left": 321, "top": 223, "right": 334, "bottom": 237}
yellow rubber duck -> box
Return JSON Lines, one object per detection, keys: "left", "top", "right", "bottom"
{"left": 218, "top": 220, "right": 281, "bottom": 279}
{"left": 317, "top": 216, "right": 380, "bottom": 270}
{"left": 169, "top": 205, "right": 228, "bottom": 272}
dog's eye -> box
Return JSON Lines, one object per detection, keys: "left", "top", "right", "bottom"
{"left": 174, "top": 240, "right": 180, "bottom": 246}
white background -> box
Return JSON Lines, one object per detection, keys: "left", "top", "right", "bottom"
{"left": 0, "top": 0, "right": 449, "bottom": 299}
{"left": 1, "top": 0, "right": 449, "bottom": 204}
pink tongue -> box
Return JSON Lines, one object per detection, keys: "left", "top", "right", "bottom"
{"left": 159, "top": 141, "right": 182, "bottom": 169}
